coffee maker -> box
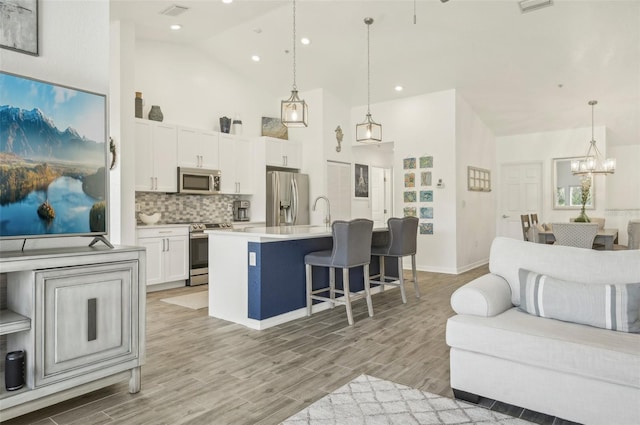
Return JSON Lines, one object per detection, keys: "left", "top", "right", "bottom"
{"left": 233, "top": 200, "right": 250, "bottom": 221}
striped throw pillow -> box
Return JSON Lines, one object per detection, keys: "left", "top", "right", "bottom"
{"left": 518, "top": 269, "right": 640, "bottom": 333}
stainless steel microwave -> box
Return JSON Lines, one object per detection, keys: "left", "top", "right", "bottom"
{"left": 178, "top": 167, "right": 221, "bottom": 194}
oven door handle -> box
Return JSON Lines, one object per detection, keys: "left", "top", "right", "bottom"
{"left": 190, "top": 233, "right": 209, "bottom": 239}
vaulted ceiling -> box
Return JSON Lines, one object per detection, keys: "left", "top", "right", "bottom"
{"left": 110, "top": 0, "right": 640, "bottom": 145}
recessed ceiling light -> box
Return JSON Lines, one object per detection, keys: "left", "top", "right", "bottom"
{"left": 222, "top": 0, "right": 233, "bottom": 4}
{"left": 394, "top": 85, "right": 404, "bottom": 92}
{"left": 170, "top": 24, "right": 182, "bottom": 31}
{"left": 251, "top": 55, "right": 261, "bottom": 62}
{"left": 300, "top": 37, "right": 311, "bottom": 45}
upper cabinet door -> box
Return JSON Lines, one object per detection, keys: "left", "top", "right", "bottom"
{"left": 218, "top": 134, "right": 253, "bottom": 194}
{"left": 177, "top": 127, "right": 219, "bottom": 169}
{"left": 134, "top": 119, "right": 177, "bottom": 192}
{"left": 134, "top": 120, "right": 154, "bottom": 191}
{"left": 234, "top": 137, "right": 253, "bottom": 194}
{"left": 218, "top": 134, "right": 237, "bottom": 193}
{"left": 152, "top": 123, "right": 178, "bottom": 192}
{"left": 264, "top": 137, "right": 301, "bottom": 169}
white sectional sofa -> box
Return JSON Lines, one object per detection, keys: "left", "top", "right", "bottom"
{"left": 446, "top": 237, "right": 640, "bottom": 425}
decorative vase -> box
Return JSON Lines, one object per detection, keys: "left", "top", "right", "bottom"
{"left": 231, "top": 118, "right": 243, "bottom": 135}
{"left": 219, "top": 116, "right": 231, "bottom": 134}
{"left": 574, "top": 207, "right": 590, "bottom": 223}
{"left": 135, "top": 92, "right": 143, "bottom": 118}
{"left": 148, "top": 105, "right": 163, "bottom": 122}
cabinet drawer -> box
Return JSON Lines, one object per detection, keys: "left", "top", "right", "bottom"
{"left": 34, "top": 261, "right": 139, "bottom": 387}
{"left": 136, "top": 226, "right": 188, "bottom": 239}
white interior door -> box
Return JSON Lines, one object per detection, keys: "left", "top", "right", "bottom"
{"left": 499, "top": 162, "right": 542, "bottom": 239}
{"left": 371, "top": 167, "right": 385, "bottom": 223}
{"left": 371, "top": 166, "right": 393, "bottom": 223}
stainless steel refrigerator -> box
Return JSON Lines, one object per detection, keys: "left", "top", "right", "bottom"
{"left": 266, "top": 171, "right": 310, "bottom": 226}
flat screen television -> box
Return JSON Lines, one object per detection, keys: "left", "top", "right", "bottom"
{"left": 0, "top": 71, "right": 111, "bottom": 247}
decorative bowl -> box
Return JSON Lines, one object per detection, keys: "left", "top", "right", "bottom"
{"left": 139, "top": 212, "right": 161, "bottom": 225}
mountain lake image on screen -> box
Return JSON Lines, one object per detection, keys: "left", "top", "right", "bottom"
{"left": 0, "top": 71, "right": 108, "bottom": 239}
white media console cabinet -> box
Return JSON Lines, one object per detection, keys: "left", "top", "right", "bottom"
{"left": 0, "top": 246, "right": 146, "bottom": 421}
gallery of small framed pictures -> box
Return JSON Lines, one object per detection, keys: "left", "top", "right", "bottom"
{"left": 403, "top": 155, "right": 434, "bottom": 235}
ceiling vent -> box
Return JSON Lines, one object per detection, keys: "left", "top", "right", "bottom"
{"left": 160, "top": 5, "right": 189, "bottom": 17}
{"left": 518, "top": 0, "right": 553, "bottom": 13}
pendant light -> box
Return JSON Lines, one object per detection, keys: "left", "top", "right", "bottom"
{"left": 356, "top": 18, "right": 382, "bottom": 143}
{"left": 281, "top": 0, "right": 308, "bottom": 128}
{"left": 571, "top": 100, "right": 616, "bottom": 175}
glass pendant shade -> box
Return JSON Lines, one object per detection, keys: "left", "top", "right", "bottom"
{"left": 281, "top": 90, "right": 308, "bottom": 128}
{"left": 356, "top": 113, "right": 382, "bottom": 143}
{"left": 571, "top": 100, "right": 615, "bottom": 176}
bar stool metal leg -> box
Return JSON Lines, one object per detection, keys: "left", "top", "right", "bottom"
{"left": 411, "top": 254, "right": 420, "bottom": 298}
{"left": 364, "top": 264, "right": 373, "bottom": 317}
{"left": 329, "top": 267, "right": 336, "bottom": 309}
{"left": 379, "top": 256, "right": 385, "bottom": 292}
{"left": 397, "top": 257, "right": 407, "bottom": 304}
{"left": 305, "top": 264, "right": 313, "bottom": 316}
{"left": 342, "top": 268, "right": 354, "bottom": 325}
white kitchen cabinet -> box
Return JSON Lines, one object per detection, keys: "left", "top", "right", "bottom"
{"left": 136, "top": 226, "right": 189, "bottom": 286}
{"left": 219, "top": 134, "right": 253, "bottom": 194}
{"left": 177, "top": 126, "right": 219, "bottom": 169}
{"left": 0, "top": 247, "right": 145, "bottom": 421}
{"left": 134, "top": 119, "right": 178, "bottom": 192}
{"left": 264, "top": 137, "right": 301, "bottom": 169}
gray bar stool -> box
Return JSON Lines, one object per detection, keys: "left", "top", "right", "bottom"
{"left": 370, "top": 216, "right": 419, "bottom": 303}
{"left": 305, "top": 219, "right": 374, "bottom": 326}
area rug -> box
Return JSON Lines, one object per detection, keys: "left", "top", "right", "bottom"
{"left": 282, "top": 374, "right": 534, "bottom": 425}
{"left": 160, "top": 291, "right": 208, "bottom": 310}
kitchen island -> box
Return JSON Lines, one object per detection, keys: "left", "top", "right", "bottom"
{"left": 205, "top": 224, "right": 394, "bottom": 329}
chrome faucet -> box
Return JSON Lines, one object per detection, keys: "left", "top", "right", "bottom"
{"left": 313, "top": 196, "right": 331, "bottom": 226}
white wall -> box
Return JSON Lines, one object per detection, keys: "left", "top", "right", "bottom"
{"left": 110, "top": 20, "right": 137, "bottom": 245}
{"left": 495, "top": 127, "right": 640, "bottom": 245}
{"left": 351, "top": 90, "right": 459, "bottom": 273}
{"left": 134, "top": 39, "right": 279, "bottom": 136}
{"left": 455, "top": 94, "right": 496, "bottom": 271}
{"left": 604, "top": 144, "right": 640, "bottom": 245}
{"left": 496, "top": 127, "right": 608, "bottom": 225}
{"left": 1, "top": 0, "right": 110, "bottom": 251}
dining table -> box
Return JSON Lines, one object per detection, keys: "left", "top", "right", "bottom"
{"left": 537, "top": 228, "right": 619, "bottom": 250}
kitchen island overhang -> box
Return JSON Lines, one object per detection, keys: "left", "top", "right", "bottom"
{"left": 206, "top": 225, "right": 396, "bottom": 330}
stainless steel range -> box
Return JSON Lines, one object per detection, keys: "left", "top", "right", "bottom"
{"left": 188, "top": 222, "right": 233, "bottom": 286}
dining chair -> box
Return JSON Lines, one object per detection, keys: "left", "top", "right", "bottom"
{"left": 369, "top": 216, "right": 419, "bottom": 304}
{"left": 551, "top": 223, "right": 598, "bottom": 249}
{"left": 530, "top": 213, "right": 539, "bottom": 226}
{"left": 305, "top": 219, "right": 374, "bottom": 325}
{"left": 520, "top": 214, "right": 531, "bottom": 241}
{"left": 628, "top": 219, "right": 640, "bottom": 250}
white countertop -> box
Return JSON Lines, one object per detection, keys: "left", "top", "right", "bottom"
{"left": 205, "top": 223, "right": 388, "bottom": 241}
{"left": 135, "top": 223, "right": 190, "bottom": 229}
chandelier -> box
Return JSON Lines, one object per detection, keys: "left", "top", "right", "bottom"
{"left": 571, "top": 100, "right": 615, "bottom": 175}
{"left": 281, "top": 0, "right": 308, "bottom": 128}
{"left": 356, "top": 18, "right": 382, "bottom": 144}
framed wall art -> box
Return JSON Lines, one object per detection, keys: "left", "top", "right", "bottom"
{"left": 261, "top": 117, "right": 288, "bottom": 140}
{"left": 0, "top": 0, "right": 38, "bottom": 56}
{"left": 354, "top": 163, "right": 369, "bottom": 198}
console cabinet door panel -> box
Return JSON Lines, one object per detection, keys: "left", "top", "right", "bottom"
{"left": 34, "top": 261, "right": 138, "bottom": 387}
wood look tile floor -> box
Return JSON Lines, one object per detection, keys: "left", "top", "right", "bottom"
{"left": 2, "top": 266, "right": 488, "bottom": 425}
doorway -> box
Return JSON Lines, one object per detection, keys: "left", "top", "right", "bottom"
{"left": 371, "top": 166, "right": 393, "bottom": 223}
{"left": 498, "top": 162, "right": 543, "bottom": 239}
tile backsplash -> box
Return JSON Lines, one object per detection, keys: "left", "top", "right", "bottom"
{"left": 135, "top": 192, "right": 240, "bottom": 224}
